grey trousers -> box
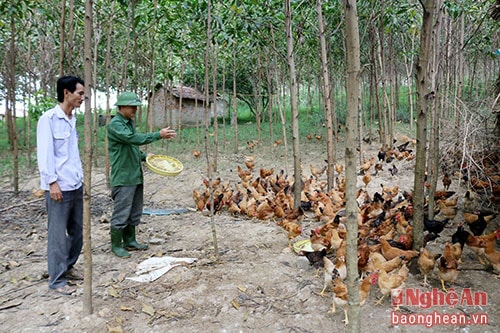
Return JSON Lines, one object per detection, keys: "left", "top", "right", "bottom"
{"left": 45, "top": 186, "right": 83, "bottom": 289}
{"left": 110, "top": 184, "right": 144, "bottom": 229}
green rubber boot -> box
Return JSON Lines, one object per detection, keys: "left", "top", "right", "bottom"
{"left": 110, "top": 227, "right": 131, "bottom": 258}
{"left": 123, "top": 225, "right": 149, "bottom": 251}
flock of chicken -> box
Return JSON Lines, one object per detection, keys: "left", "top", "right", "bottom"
{"left": 191, "top": 139, "right": 499, "bottom": 325}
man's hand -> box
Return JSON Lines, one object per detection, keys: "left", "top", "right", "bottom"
{"left": 49, "top": 182, "right": 63, "bottom": 202}
{"left": 160, "top": 127, "right": 176, "bottom": 139}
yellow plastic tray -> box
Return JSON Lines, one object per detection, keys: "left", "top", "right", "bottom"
{"left": 293, "top": 239, "right": 314, "bottom": 254}
{"left": 146, "top": 155, "right": 183, "bottom": 176}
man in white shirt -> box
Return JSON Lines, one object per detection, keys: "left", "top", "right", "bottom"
{"left": 37, "top": 75, "right": 85, "bottom": 295}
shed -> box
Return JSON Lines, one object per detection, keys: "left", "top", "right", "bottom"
{"left": 148, "top": 85, "right": 225, "bottom": 128}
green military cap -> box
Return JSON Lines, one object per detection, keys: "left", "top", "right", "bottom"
{"left": 115, "top": 91, "right": 143, "bottom": 106}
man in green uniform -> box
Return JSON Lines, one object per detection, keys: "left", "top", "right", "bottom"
{"left": 107, "top": 92, "right": 176, "bottom": 258}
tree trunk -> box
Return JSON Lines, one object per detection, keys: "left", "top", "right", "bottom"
{"left": 204, "top": 0, "right": 219, "bottom": 259}
{"left": 266, "top": 55, "right": 274, "bottom": 144}
{"left": 316, "top": 0, "right": 335, "bottom": 191}
{"left": 285, "top": 0, "right": 302, "bottom": 208}
{"left": 413, "top": 0, "right": 436, "bottom": 252}
{"left": 271, "top": 25, "right": 290, "bottom": 173}
{"left": 211, "top": 46, "right": 219, "bottom": 172}
{"left": 344, "top": 0, "right": 361, "bottom": 330}
{"left": 232, "top": 44, "right": 239, "bottom": 154}
{"left": 376, "top": 12, "right": 389, "bottom": 148}
{"left": 104, "top": 1, "right": 115, "bottom": 190}
{"left": 455, "top": 14, "right": 465, "bottom": 128}
{"left": 67, "top": 0, "right": 75, "bottom": 72}
{"left": 7, "top": 15, "right": 19, "bottom": 194}
{"left": 388, "top": 33, "right": 396, "bottom": 144}
{"left": 401, "top": 31, "right": 416, "bottom": 131}
{"left": 58, "top": 0, "right": 66, "bottom": 76}
{"left": 426, "top": 0, "right": 443, "bottom": 221}
{"left": 83, "top": 0, "right": 94, "bottom": 315}
{"left": 370, "top": 24, "right": 383, "bottom": 144}
{"left": 120, "top": 0, "right": 134, "bottom": 89}
{"left": 92, "top": 21, "right": 101, "bottom": 168}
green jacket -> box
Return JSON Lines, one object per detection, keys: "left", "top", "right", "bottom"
{"left": 107, "top": 112, "right": 161, "bottom": 186}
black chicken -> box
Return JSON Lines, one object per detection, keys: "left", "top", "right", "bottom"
{"left": 373, "top": 191, "right": 384, "bottom": 203}
{"left": 206, "top": 192, "right": 225, "bottom": 213}
{"left": 397, "top": 141, "right": 411, "bottom": 152}
{"left": 424, "top": 216, "right": 450, "bottom": 234}
{"left": 385, "top": 239, "right": 408, "bottom": 250}
{"left": 389, "top": 164, "right": 398, "bottom": 176}
{"left": 301, "top": 248, "right": 327, "bottom": 269}
{"left": 423, "top": 232, "right": 440, "bottom": 247}
{"left": 369, "top": 211, "right": 386, "bottom": 228}
{"left": 466, "top": 212, "right": 497, "bottom": 236}
{"left": 451, "top": 224, "right": 468, "bottom": 250}
{"left": 377, "top": 148, "right": 386, "bottom": 162}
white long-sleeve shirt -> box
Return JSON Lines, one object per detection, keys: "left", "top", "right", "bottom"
{"left": 36, "top": 104, "right": 83, "bottom": 191}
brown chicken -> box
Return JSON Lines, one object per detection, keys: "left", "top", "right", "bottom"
{"left": 370, "top": 254, "right": 405, "bottom": 274}
{"left": 246, "top": 140, "right": 258, "bottom": 150}
{"left": 374, "top": 163, "right": 383, "bottom": 176}
{"left": 374, "top": 264, "right": 409, "bottom": 306}
{"left": 437, "top": 195, "right": 458, "bottom": 207}
{"left": 329, "top": 274, "right": 377, "bottom": 326}
{"left": 192, "top": 150, "right": 201, "bottom": 158}
{"left": 442, "top": 172, "right": 452, "bottom": 191}
{"left": 417, "top": 247, "right": 440, "bottom": 287}
{"left": 237, "top": 165, "right": 253, "bottom": 182}
{"left": 277, "top": 218, "right": 302, "bottom": 248}
{"left": 357, "top": 240, "right": 371, "bottom": 273}
{"left": 470, "top": 176, "right": 489, "bottom": 190}
{"left": 245, "top": 197, "right": 258, "bottom": 218}
{"left": 202, "top": 176, "right": 222, "bottom": 190}
{"left": 450, "top": 243, "right": 463, "bottom": 262}
{"left": 437, "top": 242, "right": 459, "bottom": 292}
{"left": 192, "top": 189, "right": 209, "bottom": 211}
{"left": 259, "top": 167, "right": 274, "bottom": 179}
{"left": 334, "top": 163, "right": 344, "bottom": 175}
{"left": 227, "top": 200, "right": 241, "bottom": 215}
{"left": 245, "top": 155, "right": 256, "bottom": 170}
{"left": 471, "top": 231, "right": 498, "bottom": 264}
{"left": 321, "top": 256, "right": 335, "bottom": 296}
{"left": 380, "top": 238, "right": 419, "bottom": 261}
{"left": 435, "top": 200, "right": 457, "bottom": 220}
{"left": 482, "top": 230, "right": 500, "bottom": 277}
{"left": 330, "top": 277, "right": 349, "bottom": 324}
{"left": 310, "top": 164, "right": 327, "bottom": 180}
{"left": 310, "top": 229, "right": 331, "bottom": 252}
{"left": 255, "top": 199, "right": 275, "bottom": 220}
{"left": 325, "top": 228, "right": 343, "bottom": 251}
{"left": 362, "top": 171, "right": 372, "bottom": 188}
{"left": 333, "top": 255, "right": 347, "bottom": 281}
{"left": 359, "top": 156, "right": 375, "bottom": 174}
{"left": 283, "top": 206, "right": 305, "bottom": 223}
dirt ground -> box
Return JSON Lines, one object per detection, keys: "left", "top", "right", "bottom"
{"left": 0, "top": 137, "right": 498, "bottom": 333}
